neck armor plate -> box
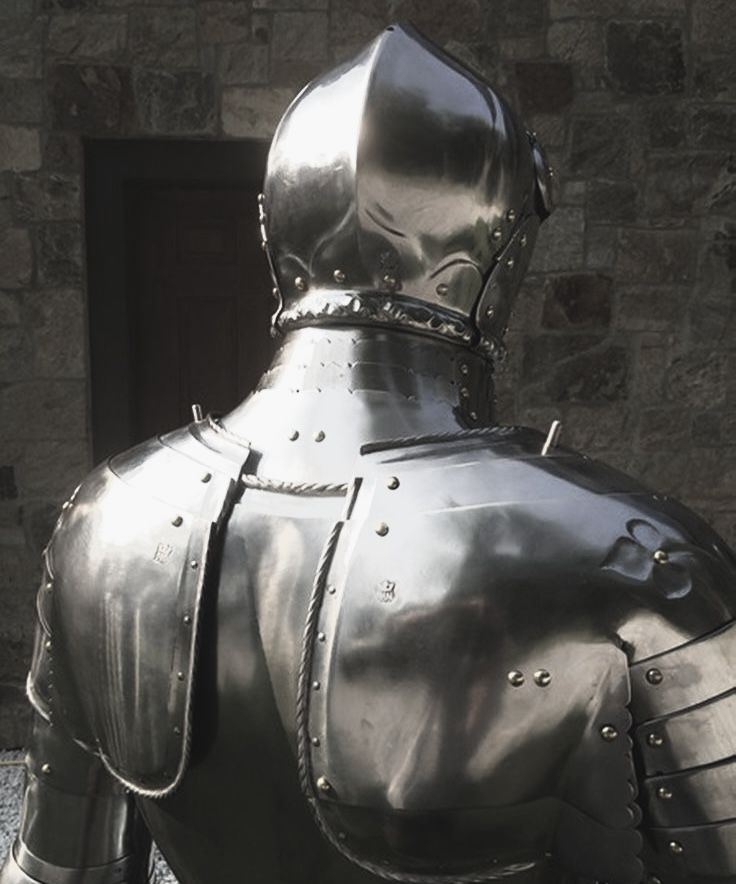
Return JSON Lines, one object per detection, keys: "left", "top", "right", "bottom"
{"left": 260, "top": 23, "right": 554, "bottom": 357}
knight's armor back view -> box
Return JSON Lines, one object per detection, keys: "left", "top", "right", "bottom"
{"left": 4, "top": 23, "right": 736, "bottom": 884}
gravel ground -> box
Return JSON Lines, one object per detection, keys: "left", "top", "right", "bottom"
{"left": 0, "top": 751, "right": 176, "bottom": 882}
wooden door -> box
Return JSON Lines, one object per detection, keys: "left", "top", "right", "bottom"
{"left": 126, "top": 185, "right": 275, "bottom": 443}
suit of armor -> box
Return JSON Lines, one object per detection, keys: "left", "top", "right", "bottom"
{"left": 4, "top": 23, "right": 736, "bottom": 884}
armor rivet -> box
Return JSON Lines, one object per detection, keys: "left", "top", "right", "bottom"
{"left": 317, "top": 632, "right": 326, "bottom": 642}
{"left": 177, "top": 671, "right": 184, "bottom": 681}
{"left": 295, "top": 276, "right": 308, "bottom": 291}
{"left": 460, "top": 386, "right": 470, "bottom": 399}
{"left": 314, "top": 430, "right": 326, "bottom": 442}
{"left": 375, "top": 522, "right": 389, "bottom": 536}
{"left": 327, "top": 584, "right": 336, "bottom": 595}
{"left": 653, "top": 549, "right": 668, "bottom": 564}
{"left": 271, "top": 287, "right": 279, "bottom": 301}
{"left": 316, "top": 776, "right": 332, "bottom": 793}
{"left": 183, "top": 614, "right": 192, "bottom": 625}
{"left": 312, "top": 681, "right": 321, "bottom": 690}
{"left": 491, "top": 228, "right": 502, "bottom": 241}
{"left": 333, "top": 269, "right": 346, "bottom": 284}
{"left": 460, "top": 363, "right": 469, "bottom": 375}
{"left": 201, "top": 472, "right": 212, "bottom": 483}
{"left": 172, "top": 516, "right": 183, "bottom": 527}
{"left": 386, "top": 476, "right": 400, "bottom": 490}
{"left": 507, "top": 670, "right": 524, "bottom": 687}
{"left": 485, "top": 306, "right": 495, "bottom": 319}
{"left": 338, "top": 831, "right": 346, "bottom": 840}
{"left": 173, "top": 726, "right": 181, "bottom": 735}
{"left": 470, "top": 411, "right": 478, "bottom": 420}
{"left": 520, "top": 234, "right": 528, "bottom": 247}
{"left": 600, "top": 725, "right": 618, "bottom": 742}
{"left": 646, "top": 668, "right": 663, "bottom": 685}
{"left": 382, "top": 274, "right": 398, "bottom": 291}
{"left": 41, "top": 763, "right": 52, "bottom": 775}
{"left": 506, "top": 257, "right": 515, "bottom": 269}
{"left": 533, "top": 669, "right": 551, "bottom": 687}
{"left": 190, "top": 560, "right": 199, "bottom": 569}
{"left": 658, "top": 786, "right": 673, "bottom": 800}
{"left": 45, "top": 640, "right": 52, "bottom": 652}
{"left": 506, "top": 208, "right": 516, "bottom": 222}
{"left": 311, "top": 737, "right": 320, "bottom": 747}
{"left": 647, "top": 732, "right": 664, "bottom": 748}
{"left": 45, "top": 581, "right": 53, "bottom": 592}
{"left": 436, "top": 283, "right": 448, "bottom": 297}
{"left": 669, "top": 841, "right": 684, "bottom": 856}
{"left": 650, "top": 878, "right": 662, "bottom": 884}
{"left": 289, "top": 430, "right": 299, "bottom": 441}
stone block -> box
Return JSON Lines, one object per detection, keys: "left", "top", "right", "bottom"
{"left": 222, "top": 86, "right": 295, "bottom": 138}
{"left": 644, "top": 153, "right": 735, "bottom": 220}
{"left": 585, "top": 225, "right": 617, "bottom": 269}
{"left": 129, "top": 9, "right": 197, "bottom": 67}
{"left": 0, "top": 380, "right": 86, "bottom": 441}
{"left": 218, "top": 43, "right": 270, "bottom": 85}
{"left": 10, "top": 172, "right": 82, "bottom": 222}
{"left": 199, "top": 2, "right": 253, "bottom": 44}
{"left": 0, "top": 228, "right": 32, "bottom": 288}
{"left": 0, "top": 19, "right": 42, "bottom": 78}
{"left": 694, "top": 55, "right": 736, "bottom": 101}
{"left": 638, "top": 407, "right": 690, "bottom": 452}
{"left": 645, "top": 101, "right": 688, "bottom": 149}
{"left": 254, "top": 0, "right": 327, "bottom": 7}
{"left": 564, "top": 404, "right": 635, "bottom": 452}
{"left": 0, "top": 292, "right": 21, "bottom": 326}
{"left": 330, "top": 0, "right": 389, "bottom": 56}
{"left": 133, "top": 70, "right": 216, "bottom": 135}
{"left": 617, "top": 286, "right": 688, "bottom": 332}
{"left": 0, "top": 327, "right": 32, "bottom": 382}
{"left": 498, "top": 35, "right": 546, "bottom": 61}
{"left": 689, "top": 449, "right": 736, "bottom": 500}
{"left": 515, "top": 62, "right": 573, "bottom": 114}
{"left": 551, "top": 0, "right": 685, "bottom": 15}
{"left": 689, "top": 230, "right": 736, "bottom": 346}
{"left": 541, "top": 273, "right": 612, "bottom": 330}
{"left": 50, "top": 63, "right": 135, "bottom": 134}
{"left": 616, "top": 228, "right": 695, "bottom": 283}
{"left": 629, "top": 449, "right": 692, "bottom": 498}
{"left": 383, "top": 0, "right": 482, "bottom": 43}
{"left": 47, "top": 13, "right": 127, "bottom": 60}
{"left": 23, "top": 500, "right": 61, "bottom": 556}
{"left": 0, "top": 685, "right": 31, "bottom": 750}
{"left": 272, "top": 11, "right": 329, "bottom": 63}
{"left": 0, "top": 79, "right": 43, "bottom": 124}
{"left": 521, "top": 334, "right": 605, "bottom": 384}
{"left": 488, "top": 0, "right": 546, "bottom": 34}
{"left": 0, "top": 177, "right": 12, "bottom": 226}
{"left": 547, "top": 20, "right": 603, "bottom": 89}
{"left": 666, "top": 349, "right": 728, "bottom": 407}
{"left": 569, "top": 116, "right": 632, "bottom": 177}
{"left": 529, "top": 207, "right": 584, "bottom": 272}
{"left": 14, "top": 439, "right": 89, "bottom": 497}
{"left": 691, "top": 0, "right": 736, "bottom": 53}
{"left": 0, "top": 125, "right": 40, "bottom": 171}
{"left": 0, "top": 0, "right": 34, "bottom": 16}
{"left": 43, "top": 132, "right": 83, "bottom": 172}
{"left": 691, "top": 411, "right": 736, "bottom": 449}
{"left": 690, "top": 107, "right": 736, "bottom": 151}
{"left": 586, "top": 179, "right": 638, "bottom": 223}
{"left": 42, "top": 0, "right": 102, "bottom": 10}
{"left": 26, "top": 289, "right": 86, "bottom": 377}
{"left": 524, "top": 343, "right": 630, "bottom": 404}
{"left": 605, "top": 21, "right": 685, "bottom": 94}
{"left": 37, "top": 223, "right": 83, "bottom": 287}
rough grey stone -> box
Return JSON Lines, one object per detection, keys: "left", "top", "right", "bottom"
{"left": 37, "top": 223, "right": 83, "bottom": 287}
{"left": 0, "top": 750, "right": 24, "bottom": 846}
{"left": 129, "top": 9, "right": 197, "bottom": 67}
{"left": 689, "top": 449, "right": 736, "bottom": 500}
{"left": 691, "top": 0, "right": 736, "bottom": 53}
{"left": 14, "top": 439, "right": 89, "bottom": 497}
{"left": 692, "top": 411, "right": 736, "bottom": 449}
{"left": 43, "top": 133, "right": 83, "bottom": 172}
{"left": 0, "top": 125, "right": 41, "bottom": 171}
{"left": 694, "top": 55, "right": 736, "bottom": 101}
{"left": 385, "top": 0, "right": 483, "bottom": 43}
{"left": 644, "top": 153, "right": 735, "bottom": 220}
{"left": 0, "top": 20, "right": 42, "bottom": 79}
{"left": 541, "top": 273, "right": 612, "bottom": 330}
{"left": 638, "top": 407, "right": 690, "bottom": 452}
{"left": 515, "top": 62, "right": 574, "bottom": 114}
{"left": 547, "top": 20, "right": 603, "bottom": 89}
{"left": 270, "top": 10, "right": 329, "bottom": 83}
{"left": 10, "top": 172, "right": 81, "bottom": 223}
{"left": 617, "top": 286, "right": 688, "bottom": 332}
{"left": 562, "top": 404, "right": 635, "bottom": 452}
{"left": 50, "top": 63, "right": 135, "bottom": 134}
{"left": 666, "top": 349, "right": 728, "bottom": 407}
{"left": 585, "top": 225, "right": 617, "bottom": 269}
{"left": 633, "top": 344, "right": 668, "bottom": 404}
{"left": 0, "top": 380, "right": 86, "bottom": 441}
{"left": 0, "top": 689, "right": 29, "bottom": 751}
{"left": 586, "top": 179, "right": 638, "bottom": 223}
{"left": 26, "top": 289, "right": 86, "bottom": 377}
{"left": 569, "top": 116, "right": 632, "bottom": 176}
{"left": 521, "top": 334, "right": 605, "bottom": 384}
{"left": 0, "top": 328, "right": 32, "bottom": 382}
{"left": 487, "top": 0, "right": 546, "bottom": 34}
{"left": 330, "top": 0, "right": 389, "bottom": 56}
{"left": 551, "top": 0, "right": 685, "bottom": 15}
{"left": 199, "top": 2, "right": 253, "bottom": 44}
{"left": 645, "top": 101, "right": 688, "bottom": 149}
{"left": 133, "top": 70, "right": 216, "bottom": 135}
{"left": 616, "top": 228, "right": 695, "bottom": 283}
{"left": 47, "top": 13, "right": 127, "bottom": 60}
{"left": 0, "top": 79, "right": 43, "bottom": 124}
{"left": 221, "top": 86, "right": 295, "bottom": 137}
{"left": 690, "top": 107, "right": 736, "bottom": 151}
{"left": 0, "top": 293, "right": 21, "bottom": 326}
{"left": 0, "top": 229, "right": 32, "bottom": 289}
{"left": 529, "top": 207, "right": 585, "bottom": 272}
{"left": 690, "top": 228, "right": 736, "bottom": 346}
{"left": 217, "top": 43, "right": 270, "bottom": 85}
{"left": 605, "top": 21, "right": 685, "bottom": 94}
{"left": 525, "top": 343, "right": 630, "bottom": 403}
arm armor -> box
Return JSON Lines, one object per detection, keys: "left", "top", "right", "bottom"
{"left": 0, "top": 710, "right": 152, "bottom": 884}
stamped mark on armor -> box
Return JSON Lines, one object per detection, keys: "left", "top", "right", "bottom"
{"left": 153, "top": 542, "right": 175, "bottom": 565}
{"left": 376, "top": 579, "right": 396, "bottom": 603}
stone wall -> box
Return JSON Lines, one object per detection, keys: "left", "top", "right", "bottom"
{"left": 0, "top": 0, "right": 734, "bottom": 747}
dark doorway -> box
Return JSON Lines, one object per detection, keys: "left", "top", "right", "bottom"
{"left": 85, "top": 140, "right": 275, "bottom": 463}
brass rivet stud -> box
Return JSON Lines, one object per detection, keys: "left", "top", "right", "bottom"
{"left": 647, "top": 732, "right": 664, "bottom": 748}
{"left": 375, "top": 522, "right": 389, "bottom": 536}
{"left": 646, "top": 668, "right": 663, "bottom": 685}
{"left": 201, "top": 472, "right": 212, "bottom": 483}
{"left": 314, "top": 430, "right": 325, "bottom": 442}
{"left": 333, "top": 269, "right": 346, "bottom": 284}
{"left": 600, "top": 725, "right": 618, "bottom": 742}
{"left": 654, "top": 549, "right": 668, "bottom": 564}
{"left": 436, "top": 283, "right": 448, "bottom": 297}
{"left": 317, "top": 632, "right": 326, "bottom": 642}
{"left": 534, "top": 669, "right": 551, "bottom": 687}
{"left": 172, "top": 516, "right": 183, "bottom": 527}
{"left": 41, "top": 763, "right": 52, "bottom": 775}
{"left": 491, "top": 228, "right": 502, "bottom": 241}
{"left": 295, "top": 276, "right": 307, "bottom": 292}
{"left": 386, "top": 476, "right": 400, "bottom": 490}
{"left": 316, "top": 776, "right": 332, "bottom": 793}
{"left": 289, "top": 430, "right": 299, "bottom": 441}
{"left": 658, "top": 786, "right": 673, "bottom": 800}
{"left": 669, "top": 841, "right": 684, "bottom": 856}
{"left": 507, "top": 670, "right": 524, "bottom": 687}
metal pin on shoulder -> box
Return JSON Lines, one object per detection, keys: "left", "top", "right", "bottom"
{"left": 191, "top": 403, "right": 203, "bottom": 422}
{"left": 541, "top": 420, "right": 562, "bottom": 456}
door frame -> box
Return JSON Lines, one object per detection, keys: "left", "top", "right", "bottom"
{"left": 84, "top": 138, "right": 270, "bottom": 463}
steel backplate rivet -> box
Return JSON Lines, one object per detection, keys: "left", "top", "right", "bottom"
{"left": 173, "top": 726, "right": 181, "bottom": 735}
{"left": 507, "top": 670, "right": 524, "bottom": 687}
{"left": 271, "top": 287, "right": 279, "bottom": 300}
{"left": 460, "top": 386, "right": 470, "bottom": 399}
{"left": 45, "top": 640, "right": 52, "bottom": 651}
{"left": 327, "top": 584, "right": 336, "bottom": 595}
{"left": 317, "top": 632, "right": 326, "bottom": 642}
{"left": 190, "top": 560, "right": 199, "bottom": 569}
{"left": 647, "top": 732, "right": 664, "bottom": 748}
{"left": 295, "top": 276, "right": 307, "bottom": 291}
{"left": 485, "top": 306, "right": 495, "bottom": 318}
{"left": 311, "top": 736, "right": 320, "bottom": 747}
{"left": 470, "top": 410, "right": 478, "bottom": 420}
{"left": 506, "top": 257, "right": 515, "bottom": 269}
{"left": 316, "top": 776, "right": 332, "bottom": 793}
{"left": 658, "top": 786, "right": 673, "bottom": 800}
{"left": 375, "top": 522, "right": 389, "bottom": 536}
{"left": 386, "top": 476, "right": 400, "bottom": 490}
{"left": 314, "top": 430, "right": 326, "bottom": 442}
{"left": 289, "top": 430, "right": 299, "bottom": 441}
{"left": 172, "top": 515, "right": 183, "bottom": 527}
{"left": 506, "top": 208, "right": 516, "bottom": 222}
{"left": 491, "top": 227, "right": 502, "bottom": 241}
{"left": 333, "top": 269, "right": 346, "bottom": 284}
{"left": 600, "top": 725, "right": 618, "bottom": 742}
{"left": 177, "top": 671, "right": 184, "bottom": 681}
{"left": 460, "top": 362, "right": 469, "bottom": 375}
{"left": 520, "top": 234, "right": 528, "bottom": 247}
{"left": 436, "top": 283, "right": 448, "bottom": 297}
{"left": 201, "top": 472, "right": 212, "bottom": 483}
{"left": 669, "top": 841, "right": 684, "bottom": 855}
{"left": 183, "top": 614, "right": 192, "bottom": 625}
{"left": 646, "top": 668, "right": 664, "bottom": 685}
{"left": 312, "top": 681, "right": 321, "bottom": 690}
{"left": 45, "top": 581, "right": 53, "bottom": 592}
{"left": 41, "top": 763, "right": 52, "bottom": 775}
{"left": 654, "top": 549, "right": 669, "bottom": 564}
{"left": 534, "top": 669, "right": 551, "bottom": 687}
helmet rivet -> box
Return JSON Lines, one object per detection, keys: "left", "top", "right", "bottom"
{"left": 375, "top": 522, "right": 389, "bottom": 536}
{"left": 507, "top": 670, "right": 524, "bottom": 687}
{"left": 470, "top": 410, "right": 478, "bottom": 420}
{"left": 317, "top": 631, "right": 327, "bottom": 642}
{"left": 520, "top": 234, "right": 528, "bottom": 247}
{"left": 460, "top": 386, "right": 470, "bottom": 399}
{"left": 41, "top": 763, "right": 52, "bottom": 775}
{"left": 311, "top": 736, "right": 321, "bottom": 747}
{"left": 316, "top": 776, "right": 332, "bottom": 793}
{"left": 506, "top": 208, "right": 516, "bottom": 222}
{"left": 172, "top": 515, "right": 183, "bottom": 527}
{"left": 201, "top": 472, "right": 212, "bottom": 483}
{"left": 506, "top": 257, "right": 515, "bottom": 269}
{"left": 295, "top": 276, "right": 308, "bottom": 292}
{"left": 647, "top": 732, "right": 664, "bottom": 748}
{"left": 289, "top": 429, "right": 299, "bottom": 441}
{"left": 485, "top": 306, "right": 495, "bottom": 318}
{"left": 436, "top": 283, "right": 448, "bottom": 297}
{"left": 386, "top": 476, "right": 400, "bottom": 490}
{"left": 658, "top": 786, "right": 673, "bottom": 800}
{"left": 669, "top": 841, "right": 684, "bottom": 855}
{"left": 491, "top": 227, "right": 502, "bottom": 241}
{"left": 600, "top": 725, "right": 618, "bottom": 742}
{"left": 314, "top": 430, "right": 325, "bottom": 442}
{"left": 382, "top": 274, "right": 398, "bottom": 291}
{"left": 654, "top": 549, "right": 668, "bottom": 564}
{"left": 534, "top": 669, "right": 551, "bottom": 687}
{"left": 333, "top": 269, "right": 346, "bottom": 284}
{"left": 646, "top": 668, "right": 663, "bottom": 685}
{"left": 460, "top": 362, "right": 469, "bottom": 375}
{"left": 312, "top": 681, "right": 321, "bottom": 690}
{"left": 271, "top": 286, "right": 279, "bottom": 300}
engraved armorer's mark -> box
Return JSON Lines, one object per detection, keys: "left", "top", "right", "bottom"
{"left": 153, "top": 543, "right": 174, "bottom": 565}
{"left": 377, "top": 580, "right": 396, "bottom": 603}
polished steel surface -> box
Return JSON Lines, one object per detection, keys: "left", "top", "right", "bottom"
{"left": 263, "top": 23, "right": 552, "bottom": 356}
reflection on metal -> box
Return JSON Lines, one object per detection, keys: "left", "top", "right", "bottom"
{"left": 541, "top": 420, "right": 562, "bottom": 456}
